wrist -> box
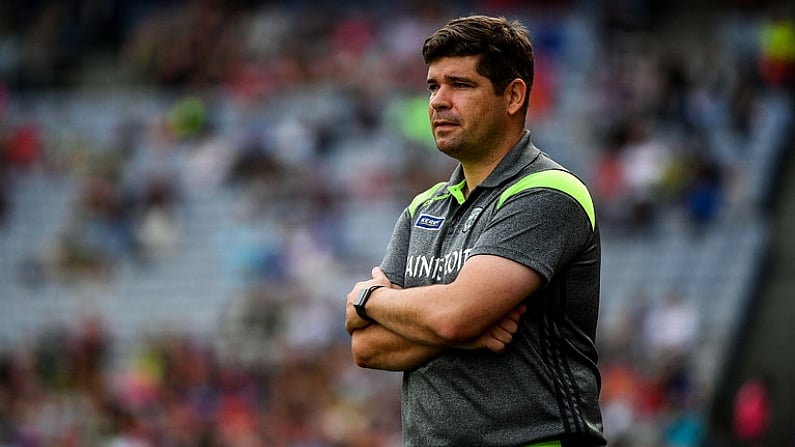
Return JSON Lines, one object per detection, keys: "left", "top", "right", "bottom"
{"left": 354, "top": 284, "right": 384, "bottom": 322}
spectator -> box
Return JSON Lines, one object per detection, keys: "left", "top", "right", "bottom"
{"left": 733, "top": 375, "right": 772, "bottom": 446}
{"left": 643, "top": 292, "right": 701, "bottom": 362}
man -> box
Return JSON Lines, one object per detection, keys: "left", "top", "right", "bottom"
{"left": 345, "top": 15, "right": 606, "bottom": 446}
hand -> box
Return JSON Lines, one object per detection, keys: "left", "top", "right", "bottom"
{"left": 454, "top": 304, "right": 526, "bottom": 353}
{"left": 345, "top": 267, "right": 396, "bottom": 334}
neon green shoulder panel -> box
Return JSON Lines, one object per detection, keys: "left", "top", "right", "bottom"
{"left": 408, "top": 181, "right": 448, "bottom": 217}
{"left": 497, "top": 169, "right": 596, "bottom": 230}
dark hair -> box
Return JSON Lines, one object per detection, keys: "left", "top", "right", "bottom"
{"left": 422, "top": 15, "right": 534, "bottom": 111}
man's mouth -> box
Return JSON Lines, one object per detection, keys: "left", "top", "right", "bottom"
{"left": 433, "top": 120, "right": 458, "bottom": 129}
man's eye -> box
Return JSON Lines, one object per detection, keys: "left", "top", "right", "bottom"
{"left": 428, "top": 84, "right": 439, "bottom": 92}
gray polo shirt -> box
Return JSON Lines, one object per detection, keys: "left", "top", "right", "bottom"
{"left": 380, "top": 131, "right": 606, "bottom": 446}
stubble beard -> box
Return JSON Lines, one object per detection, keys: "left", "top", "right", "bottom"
{"left": 434, "top": 129, "right": 471, "bottom": 161}
{"left": 434, "top": 126, "right": 494, "bottom": 165}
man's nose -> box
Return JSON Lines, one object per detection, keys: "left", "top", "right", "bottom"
{"left": 430, "top": 86, "right": 451, "bottom": 110}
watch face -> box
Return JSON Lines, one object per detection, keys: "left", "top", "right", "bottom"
{"left": 355, "top": 287, "right": 369, "bottom": 306}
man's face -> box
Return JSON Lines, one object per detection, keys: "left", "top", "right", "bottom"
{"left": 426, "top": 55, "right": 508, "bottom": 161}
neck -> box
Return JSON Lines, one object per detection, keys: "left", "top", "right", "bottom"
{"left": 461, "top": 161, "right": 497, "bottom": 198}
{"left": 460, "top": 129, "right": 524, "bottom": 197}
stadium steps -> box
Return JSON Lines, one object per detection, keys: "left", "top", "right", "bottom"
{"left": 0, "top": 172, "right": 77, "bottom": 343}
{"left": 600, "top": 219, "right": 765, "bottom": 385}
{"left": 91, "top": 185, "right": 240, "bottom": 343}
{"left": 0, "top": 169, "right": 240, "bottom": 349}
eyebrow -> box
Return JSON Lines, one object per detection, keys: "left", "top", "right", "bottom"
{"left": 426, "top": 74, "right": 475, "bottom": 85}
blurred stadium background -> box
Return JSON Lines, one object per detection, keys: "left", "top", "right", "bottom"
{"left": 1, "top": 0, "right": 794, "bottom": 446}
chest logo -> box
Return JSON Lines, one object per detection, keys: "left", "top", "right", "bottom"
{"left": 462, "top": 207, "right": 484, "bottom": 233}
{"left": 416, "top": 214, "right": 445, "bottom": 230}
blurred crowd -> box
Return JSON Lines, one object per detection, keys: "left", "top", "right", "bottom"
{"left": 1, "top": 0, "right": 794, "bottom": 446}
{"left": 0, "top": 315, "right": 403, "bottom": 446}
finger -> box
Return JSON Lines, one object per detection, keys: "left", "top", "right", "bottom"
{"left": 497, "top": 318, "right": 519, "bottom": 335}
{"left": 371, "top": 266, "right": 387, "bottom": 281}
{"left": 345, "top": 306, "right": 369, "bottom": 334}
{"left": 509, "top": 304, "right": 527, "bottom": 320}
{"left": 500, "top": 306, "right": 525, "bottom": 326}
{"left": 345, "top": 310, "right": 356, "bottom": 334}
{"left": 495, "top": 311, "right": 520, "bottom": 330}
{"left": 489, "top": 326, "right": 514, "bottom": 345}
{"left": 501, "top": 314, "right": 518, "bottom": 328}
{"left": 485, "top": 341, "right": 506, "bottom": 353}
{"left": 346, "top": 288, "right": 360, "bottom": 308}
{"left": 484, "top": 333, "right": 508, "bottom": 353}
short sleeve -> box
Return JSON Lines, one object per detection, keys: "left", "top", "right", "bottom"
{"left": 468, "top": 189, "right": 595, "bottom": 282}
{"left": 379, "top": 209, "right": 413, "bottom": 287}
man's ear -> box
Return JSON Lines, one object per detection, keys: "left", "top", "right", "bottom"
{"left": 506, "top": 78, "right": 528, "bottom": 116}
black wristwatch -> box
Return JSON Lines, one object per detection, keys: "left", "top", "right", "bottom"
{"left": 354, "top": 284, "right": 384, "bottom": 322}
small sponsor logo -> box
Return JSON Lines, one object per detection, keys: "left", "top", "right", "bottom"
{"left": 416, "top": 214, "right": 445, "bottom": 230}
{"left": 462, "top": 207, "right": 483, "bottom": 233}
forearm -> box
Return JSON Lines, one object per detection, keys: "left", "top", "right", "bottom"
{"left": 366, "top": 284, "right": 462, "bottom": 346}
{"left": 345, "top": 268, "right": 456, "bottom": 347}
{"left": 364, "top": 256, "right": 542, "bottom": 346}
{"left": 351, "top": 323, "right": 445, "bottom": 371}
{"left": 345, "top": 258, "right": 536, "bottom": 368}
